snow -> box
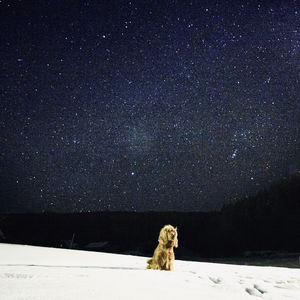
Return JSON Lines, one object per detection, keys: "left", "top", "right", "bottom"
{"left": 0, "top": 243, "right": 299, "bottom": 300}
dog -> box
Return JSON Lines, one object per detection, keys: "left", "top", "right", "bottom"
{"left": 147, "top": 225, "right": 178, "bottom": 271}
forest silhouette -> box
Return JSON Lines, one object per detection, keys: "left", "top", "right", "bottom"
{"left": 1, "top": 175, "right": 299, "bottom": 259}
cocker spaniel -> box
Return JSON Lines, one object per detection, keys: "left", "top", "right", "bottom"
{"left": 147, "top": 225, "right": 178, "bottom": 271}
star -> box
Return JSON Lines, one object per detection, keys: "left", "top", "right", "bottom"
{"left": 0, "top": 0, "right": 298, "bottom": 212}
{"left": 231, "top": 149, "right": 238, "bottom": 159}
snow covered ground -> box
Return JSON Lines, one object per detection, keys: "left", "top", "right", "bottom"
{"left": 0, "top": 244, "right": 299, "bottom": 300}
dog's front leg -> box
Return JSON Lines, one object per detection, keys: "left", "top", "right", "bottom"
{"left": 169, "top": 259, "right": 174, "bottom": 271}
{"left": 158, "top": 251, "right": 167, "bottom": 270}
{"left": 165, "top": 250, "right": 174, "bottom": 270}
{"left": 165, "top": 259, "right": 170, "bottom": 270}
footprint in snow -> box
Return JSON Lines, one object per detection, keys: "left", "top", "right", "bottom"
{"left": 245, "top": 287, "right": 263, "bottom": 297}
{"left": 245, "top": 284, "right": 267, "bottom": 297}
{"left": 209, "top": 277, "right": 222, "bottom": 284}
{"left": 253, "top": 284, "right": 268, "bottom": 294}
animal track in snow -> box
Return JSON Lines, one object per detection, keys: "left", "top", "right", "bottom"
{"left": 253, "top": 284, "right": 267, "bottom": 294}
{"left": 245, "top": 284, "right": 268, "bottom": 297}
{"left": 209, "top": 277, "right": 222, "bottom": 284}
{"left": 2, "top": 273, "right": 33, "bottom": 279}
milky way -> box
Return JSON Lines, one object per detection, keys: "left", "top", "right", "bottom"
{"left": 1, "top": 1, "right": 299, "bottom": 212}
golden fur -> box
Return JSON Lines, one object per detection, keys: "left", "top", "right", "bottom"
{"left": 147, "top": 225, "right": 178, "bottom": 271}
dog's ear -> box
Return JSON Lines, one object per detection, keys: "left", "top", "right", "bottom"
{"left": 158, "top": 226, "right": 167, "bottom": 245}
{"left": 174, "top": 229, "right": 178, "bottom": 248}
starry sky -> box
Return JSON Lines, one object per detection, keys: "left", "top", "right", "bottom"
{"left": 1, "top": 0, "right": 299, "bottom": 212}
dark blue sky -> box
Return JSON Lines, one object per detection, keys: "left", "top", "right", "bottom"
{"left": 1, "top": 0, "right": 299, "bottom": 212}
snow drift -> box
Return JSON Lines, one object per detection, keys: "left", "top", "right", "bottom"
{"left": 0, "top": 243, "right": 299, "bottom": 299}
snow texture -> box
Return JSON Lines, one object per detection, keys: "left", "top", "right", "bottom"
{"left": 0, "top": 243, "right": 300, "bottom": 300}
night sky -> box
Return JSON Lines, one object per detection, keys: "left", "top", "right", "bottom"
{"left": 1, "top": 0, "right": 299, "bottom": 212}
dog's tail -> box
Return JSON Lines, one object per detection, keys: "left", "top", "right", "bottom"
{"left": 146, "top": 258, "right": 152, "bottom": 269}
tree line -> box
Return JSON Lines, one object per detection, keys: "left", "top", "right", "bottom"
{"left": 0, "top": 175, "right": 299, "bottom": 258}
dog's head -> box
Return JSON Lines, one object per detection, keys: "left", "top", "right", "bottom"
{"left": 158, "top": 225, "right": 178, "bottom": 248}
